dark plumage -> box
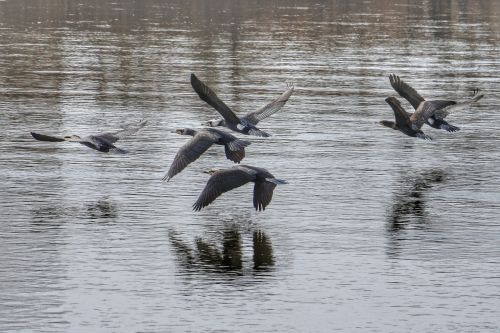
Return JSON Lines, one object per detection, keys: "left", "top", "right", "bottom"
{"left": 380, "top": 97, "right": 433, "bottom": 140}
{"left": 30, "top": 119, "right": 147, "bottom": 153}
{"left": 190, "top": 73, "right": 273, "bottom": 137}
{"left": 193, "top": 165, "right": 287, "bottom": 211}
{"left": 389, "top": 74, "right": 483, "bottom": 132}
{"left": 163, "top": 128, "right": 251, "bottom": 182}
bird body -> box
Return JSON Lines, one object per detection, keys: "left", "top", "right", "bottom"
{"left": 193, "top": 165, "right": 287, "bottom": 211}
{"left": 30, "top": 119, "right": 147, "bottom": 153}
{"left": 191, "top": 73, "right": 287, "bottom": 137}
{"left": 163, "top": 127, "right": 251, "bottom": 182}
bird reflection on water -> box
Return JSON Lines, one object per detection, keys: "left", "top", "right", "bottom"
{"left": 386, "top": 169, "right": 447, "bottom": 256}
{"left": 84, "top": 199, "right": 118, "bottom": 220}
{"left": 388, "top": 169, "right": 447, "bottom": 231}
{"left": 168, "top": 224, "right": 274, "bottom": 276}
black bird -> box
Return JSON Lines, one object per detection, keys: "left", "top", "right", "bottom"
{"left": 204, "top": 82, "right": 294, "bottom": 128}
{"left": 380, "top": 97, "right": 433, "bottom": 140}
{"left": 30, "top": 120, "right": 147, "bottom": 153}
{"left": 190, "top": 73, "right": 272, "bottom": 137}
{"left": 193, "top": 165, "right": 287, "bottom": 211}
{"left": 389, "top": 74, "right": 483, "bottom": 132}
{"left": 163, "top": 128, "right": 251, "bottom": 182}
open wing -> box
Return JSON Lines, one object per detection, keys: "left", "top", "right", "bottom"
{"left": 389, "top": 74, "right": 426, "bottom": 110}
{"left": 224, "top": 145, "right": 246, "bottom": 163}
{"left": 163, "top": 133, "right": 216, "bottom": 181}
{"left": 31, "top": 132, "right": 66, "bottom": 142}
{"left": 242, "top": 83, "right": 294, "bottom": 125}
{"left": 192, "top": 168, "right": 254, "bottom": 211}
{"left": 385, "top": 97, "right": 412, "bottom": 129}
{"left": 253, "top": 181, "right": 277, "bottom": 211}
{"left": 190, "top": 74, "right": 241, "bottom": 126}
{"left": 434, "top": 89, "right": 483, "bottom": 119}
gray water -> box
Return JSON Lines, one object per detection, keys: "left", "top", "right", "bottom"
{"left": 1, "top": 0, "right": 500, "bottom": 332}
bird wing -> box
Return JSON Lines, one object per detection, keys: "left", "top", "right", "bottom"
{"left": 192, "top": 168, "right": 255, "bottom": 211}
{"left": 30, "top": 132, "right": 66, "bottom": 142}
{"left": 411, "top": 100, "right": 456, "bottom": 129}
{"left": 253, "top": 181, "right": 277, "bottom": 211}
{"left": 224, "top": 145, "right": 246, "bottom": 163}
{"left": 190, "top": 74, "right": 241, "bottom": 126}
{"left": 96, "top": 119, "right": 148, "bottom": 143}
{"left": 433, "top": 89, "right": 483, "bottom": 119}
{"left": 389, "top": 74, "right": 426, "bottom": 110}
{"left": 163, "top": 133, "right": 216, "bottom": 181}
{"left": 385, "top": 97, "right": 413, "bottom": 129}
{"left": 242, "top": 83, "right": 294, "bottom": 125}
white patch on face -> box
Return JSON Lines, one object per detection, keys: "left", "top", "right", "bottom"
{"left": 236, "top": 123, "right": 245, "bottom": 130}
{"left": 428, "top": 118, "right": 435, "bottom": 125}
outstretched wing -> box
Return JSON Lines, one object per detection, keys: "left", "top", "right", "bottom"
{"left": 434, "top": 89, "right": 483, "bottom": 119}
{"left": 389, "top": 74, "right": 426, "bottom": 110}
{"left": 97, "top": 119, "right": 148, "bottom": 143}
{"left": 192, "top": 168, "right": 254, "bottom": 211}
{"left": 411, "top": 100, "right": 456, "bottom": 129}
{"left": 190, "top": 74, "right": 241, "bottom": 126}
{"left": 163, "top": 133, "right": 216, "bottom": 181}
{"left": 385, "top": 97, "right": 412, "bottom": 129}
{"left": 224, "top": 145, "right": 246, "bottom": 163}
{"left": 253, "top": 181, "right": 277, "bottom": 211}
{"left": 242, "top": 83, "right": 294, "bottom": 125}
{"left": 31, "top": 132, "right": 66, "bottom": 142}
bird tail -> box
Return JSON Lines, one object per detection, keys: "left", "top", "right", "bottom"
{"left": 440, "top": 123, "right": 460, "bottom": 132}
{"left": 416, "top": 133, "right": 433, "bottom": 141}
{"left": 110, "top": 147, "right": 129, "bottom": 154}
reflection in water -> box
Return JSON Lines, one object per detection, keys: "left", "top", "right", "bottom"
{"left": 387, "top": 169, "right": 447, "bottom": 232}
{"left": 29, "top": 198, "right": 118, "bottom": 230}
{"left": 253, "top": 230, "right": 274, "bottom": 269}
{"left": 386, "top": 169, "right": 447, "bottom": 256}
{"left": 169, "top": 225, "right": 274, "bottom": 275}
{"left": 84, "top": 198, "right": 118, "bottom": 220}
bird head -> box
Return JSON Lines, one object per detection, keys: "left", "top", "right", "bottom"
{"left": 174, "top": 128, "right": 196, "bottom": 136}
{"left": 379, "top": 120, "right": 397, "bottom": 129}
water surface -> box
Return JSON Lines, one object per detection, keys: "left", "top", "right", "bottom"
{"left": 1, "top": 0, "right": 500, "bottom": 332}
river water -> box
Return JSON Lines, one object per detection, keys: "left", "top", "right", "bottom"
{"left": 1, "top": 0, "right": 500, "bottom": 332}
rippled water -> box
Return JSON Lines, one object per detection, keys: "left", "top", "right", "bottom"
{"left": 1, "top": 0, "right": 500, "bottom": 331}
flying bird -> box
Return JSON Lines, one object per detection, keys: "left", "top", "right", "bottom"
{"left": 193, "top": 165, "right": 287, "bottom": 211}
{"left": 380, "top": 96, "right": 433, "bottom": 140}
{"left": 389, "top": 74, "right": 483, "bottom": 132}
{"left": 30, "top": 119, "right": 147, "bottom": 153}
{"left": 191, "top": 73, "right": 284, "bottom": 137}
{"left": 163, "top": 128, "right": 251, "bottom": 182}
